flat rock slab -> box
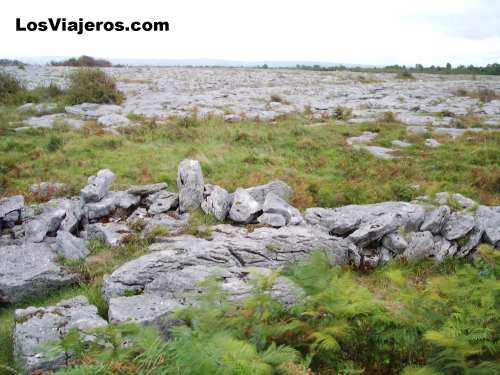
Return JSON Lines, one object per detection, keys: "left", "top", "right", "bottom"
{"left": 103, "top": 224, "right": 351, "bottom": 325}
{"left": 65, "top": 103, "right": 123, "bottom": 119}
{"left": 0, "top": 243, "right": 76, "bottom": 304}
{"left": 13, "top": 296, "right": 107, "bottom": 374}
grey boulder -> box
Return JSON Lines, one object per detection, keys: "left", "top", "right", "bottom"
{"left": 258, "top": 213, "right": 287, "bottom": 228}
{"left": 0, "top": 195, "right": 24, "bottom": 220}
{"left": 420, "top": 205, "right": 451, "bottom": 234}
{"left": 262, "top": 192, "right": 302, "bottom": 225}
{"left": 0, "top": 243, "right": 76, "bottom": 304}
{"left": 382, "top": 232, "right": 408, "bottom": 254}
{"left": 148, "top": 191, "right": 179, "bottom": 215}
{"left": 229, "top": 188, "right": 262, "bottom": 223}
{"left": 24, "top": 208, "right": 66, "bottom": 243}
{"left": 441, "top": 213, "right": 475, "bottom": 241}
{"left": 80, "top": 169, "right": 115, "bottom": 203}
{"left": 55, "top": 231, "right": 89, "bottom": 260}
{"left": 87, "top": 222, "right": 131, "bottom": 246}
{"left": 245, "top": 180, "right": 292, "bottom": 204}
{"left": 177, "top": 159, "right": 204, "bottom": 213}
{"left": 97, "top": 114, "right": 131, "bottom": 127}
{"left": 348, "top": 212, "right": 404, "bottom": 248}
{"left": 402, "top": 231, "right": 435, "bottom": 261}
{"left": 476, "top": 206, "right": 500, "bottom": 247}
{"left": 201, "top": 184, "right": 231, "bottom": 220}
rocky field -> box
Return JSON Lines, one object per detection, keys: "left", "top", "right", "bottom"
{"left": 0, "top": 66, "right": 499, "bottom": 374}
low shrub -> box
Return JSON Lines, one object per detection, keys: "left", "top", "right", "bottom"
{"left": 396, "top": 71, "right": 416, "bottom": 80}
{"left": 64, "top": 68, "right": 124, "bottom": 105}
{"left": 0, "top": 71, "right": 24, "bottom": 105}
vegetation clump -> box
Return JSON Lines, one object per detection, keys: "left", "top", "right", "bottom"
{"left": 65, "top": 68, "right": 124, "bottom": 105}
{"left": 333, "top": 106, "right": 353, "bottom": 121}
{"left": 50, "top": 55, "right": 112, "bottom": 68}
{"left": 0, "top": 71, "right": 24, "bottom": 105}
{"left": 396, "top": 71, "right": 416, "bottom": 80}
{"left": 453, "top": 88, "right": 500, "bottom": 103}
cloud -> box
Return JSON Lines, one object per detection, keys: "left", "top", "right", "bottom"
{"left": 409, "top": 1, "right": 500, "bottom": 40}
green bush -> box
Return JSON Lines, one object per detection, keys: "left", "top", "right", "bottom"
{"left": 0, "top": 71, "right": 24, "bottom": 105}
{"left": 65, "top": 68, "right": 124, "bottom": 105}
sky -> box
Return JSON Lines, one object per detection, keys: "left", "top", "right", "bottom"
{"left": 1, "top": 0, "right": 499, "bottom": 66}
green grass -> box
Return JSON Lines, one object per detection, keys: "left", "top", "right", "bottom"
{"left": 0, "top": 111, "right": 499, "bottom": 207}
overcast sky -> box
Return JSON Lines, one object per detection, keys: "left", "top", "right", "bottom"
{"left": 1, "top": 0, "right": 499, "bottom": 66}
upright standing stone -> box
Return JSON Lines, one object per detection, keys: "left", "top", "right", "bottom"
{"left": 177, "top": 160, "right": 204, "bottom": 213}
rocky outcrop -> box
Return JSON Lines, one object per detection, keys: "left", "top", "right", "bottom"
{"left": 13, "top": 296, "right": 107, "bottom": 374}
{"left": 103, "top": 223, "right": 346, "bottom": 324}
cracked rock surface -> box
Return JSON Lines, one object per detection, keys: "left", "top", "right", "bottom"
{"left": 13, "top": 296, "right": 107, "bottom": 374}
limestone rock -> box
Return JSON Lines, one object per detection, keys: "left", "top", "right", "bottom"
{"left": 65, "top": 103, "right": 123, "bottom": 119}
{"left": 0, "top": 243, "right": 76, "bottom": 304}
{"left": 258, "top": 213, "right": 287, "bottom": 228}
{"left": 245, "top": 180, "right": 292, "bottom": 204}
{"left": 148, "top": 191, "right": 179, "bottom": 215}
{"left": 80, "top": 169, "right": 115, "bottom": 203}
{"left": 441, "top": 213, "right": 475, "bottom": 241}
{"left": 0, "top": 195, "right": 24, "bottom": 216}
{"left": 229, "top": 188, "right": 262, "bottom": 223}
{"left": 127, "top": 182, "right": 168, "bottom": 196}
{"left": 348, "top": 213, "right": 404, "bottom": 248}
{"left": 402, "top": 231, "right": 435, "bottom": 261}
{"left": 305, "top": 202, "right": 425, "bottom": 235}
{"left": 24, "top": 207, "right": 66, "bottom": 243}
{"left": 84, "top": 195, "right": 116, "bottom": 221}
{"left": 97, "top": 114, "right": 131, "bottom": 127}
{"left": 433, "top": 236, "right": 458, "bottom": 261}
{"left": 55, "top": 231, "right": 89, "bottom": 260}
{"left": 177, "top": 159, "right": 204, "bottom": 212}
{"left": 475, "top": 206, "right": 500, "bottom": 247}
{"left": 420, "top": 206, "right": 451, "bottom": 234}
{"left": 382, "top": 232, "right": 408, "bottom": 254}
{"left": 262, "top": 192, "right": 303, "bottom": 225}
{"left": 424, "top": 139, "right": 441, "bottom": 148}
{"left": 13, "top": 296, "right": 107, "bottom": 374}
{"left": 201, "top": 184, "right": 231, "bottom": 220}
{"left": 87, "top": 222, "right": 131, "bottom": 246}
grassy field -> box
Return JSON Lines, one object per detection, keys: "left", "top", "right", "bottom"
{"left": 1, "top": 101, "right": 500, "bottom": 374}
{"left": 1, "top": 110, "right": 499, "bottom": 208}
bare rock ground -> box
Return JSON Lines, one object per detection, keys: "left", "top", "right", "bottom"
{"left": 7, "top": 66, "right": 500, "bottom": 126}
